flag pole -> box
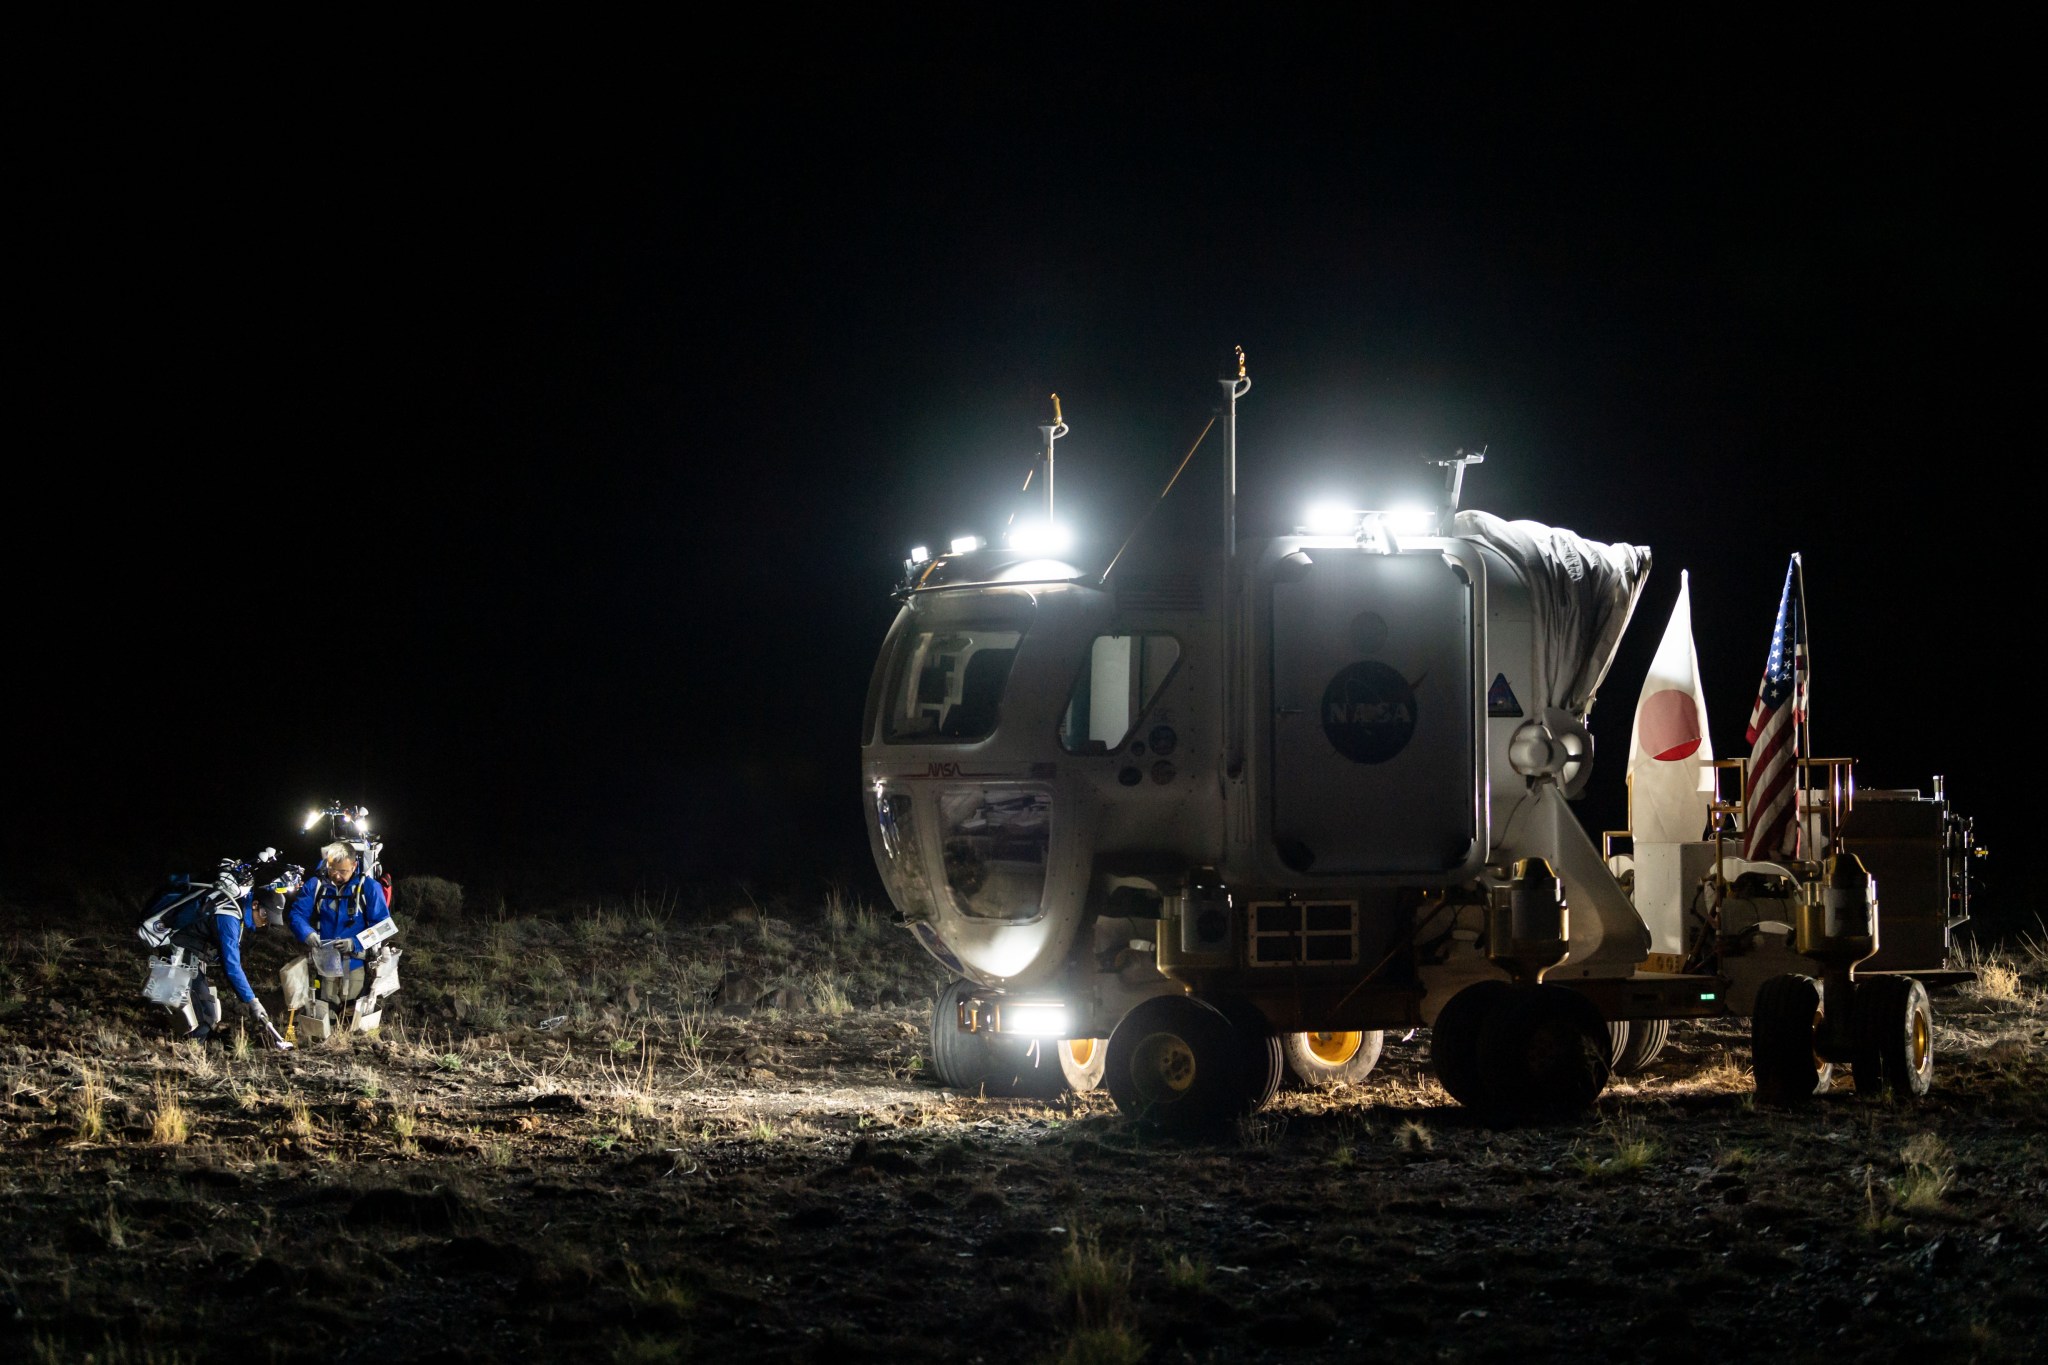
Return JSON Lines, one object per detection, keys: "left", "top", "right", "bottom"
{"left": 1791, "top": 551, "right": 1810, "bottom": 858}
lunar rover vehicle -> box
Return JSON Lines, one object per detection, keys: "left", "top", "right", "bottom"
{"left": 861, "top": 356, "right": 1976, "bottom": 1128}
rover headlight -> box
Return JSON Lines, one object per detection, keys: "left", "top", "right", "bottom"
{"left": 995, "top": 1000, "right": 1072, "bottom": 1038}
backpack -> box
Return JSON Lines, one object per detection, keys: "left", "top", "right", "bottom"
{"left": 138, "top": 875, "right": 217, "bottom": 948}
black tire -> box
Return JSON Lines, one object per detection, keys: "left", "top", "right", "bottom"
{"left": 927, "top": 978, "right": 980, "bottom": 1088}
{"left": 1855, "top": 975, "right": 1934, "bottom": 1099}
{"left": 1477, "top": 984, "right": 1611, "bottom": 1120}
{"left": 1210, "top": 997, "right": 1285, "bottom": 1114}
{"left": 1282, "top": 1030, "right": 1386, "bottom": 1088}
{"left": 1611, "top": 1018, "right": 1671, "bottom": 1076}
{"left": 1752, "top": 975, "right": 1834, "bottom": 1106}
{"left": 1104, "top": 994, "right": 1245, "bottom": 1131}
{"left": 928, "top": 980, "right": 1064, "bottom": 1097}
{"left": 1431, "top": 980, "right": 1513, "bottom": 1109}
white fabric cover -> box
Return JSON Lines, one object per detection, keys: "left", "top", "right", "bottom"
{"left": 1453, "top": 509, "right": 1651, "bottom": 720}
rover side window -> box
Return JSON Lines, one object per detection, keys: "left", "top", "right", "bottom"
{"left": 1058, "top": 633, "right": 1182, "bottom": 754}
{"left": 938, "top": 786, "right": 1051, "bottom": 921}
{"left": 884, "top": 629, "right": 1024, "bottom": 743}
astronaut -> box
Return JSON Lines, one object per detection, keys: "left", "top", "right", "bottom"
{"left": 287, "top": 839, "right": 398, "bottom": 1036}
{"left": 138, "top": 859, "right": 288, "bottom": 1043}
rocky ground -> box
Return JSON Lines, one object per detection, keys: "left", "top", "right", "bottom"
{"left": 2, "top": 890, "right": 2045, "bottom": 1364}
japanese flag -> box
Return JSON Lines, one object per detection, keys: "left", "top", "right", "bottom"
{"left": 1627, "top": 570, "right": 1715, "bottom": 844}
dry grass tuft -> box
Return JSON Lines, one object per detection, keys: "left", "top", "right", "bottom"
{"left": 1895, "top": 1133, "right": 1955, "bottom": 1211}
{"left": 72, "top": 1067, "right": 108, "bottom": 1142}
{"left": 1161, "top": 1250, "right": 1209, "bottom": 1292}
{"left": 1958, "top": 940, "right": 2031, "bottom": 1006}
{"left": 808, "top": 972, "right": 853, "bottom": 1017}
{"left": 1054, "top": 1227, "right": 1136, "bottom": 1333}
{"left": 1577, "top": 1114, "right": 1658, "bottom": 1178}
{"left": 149, "top": 1079, "right": 189, "bottom": 1145}
{"left": 1395, "top": 1118, "right": 1434, "bottom": 1153}
{"left": 1236, "top": 1112, "right": 1285, "bottom": 1147}
{"left": 286, "top": 1096, "right": 315, "bottom": 1140}
{"left": 1713, "top": 1145, "right": 1754, "bottom": 1171}
{"left": 31, "top": 931, "right": 74, "bottom": 986}
{"left": 1681, "top": 1053, "right": 1752, "bottom": 1093}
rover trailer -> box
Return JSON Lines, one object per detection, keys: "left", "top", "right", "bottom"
{"left": 860, "top": 357, "right": 1975, "bottom": 1129}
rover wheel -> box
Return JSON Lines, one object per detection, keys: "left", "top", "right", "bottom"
{"left": 927, "top": 978, "right": 984, "bottom": 1088}
{"left": 1209, "top": 997, "right": 1285, "bottom": 1114}
{"left": 1752, "top": 975, "right": 1835, "bottom": 1106}
{"left": 1282, "top": 1030, "right": 1385, "bottom": 1088}
{"left": 1104, "top": 994, "right": 1244, "bottom": 1131}
{"left": 1855, "top": 975, "right": 1934, "bottom": 1099}
{"left": 1431, "top": 980, "right": 1513, "bottom": 1109}
{"left": 1477, "top": 984, "right": 1611, "bottom": 1119}
{"left": 1056, "top": 1037, "right": 1109, "bottom": 1094}
{"left": 928, "top": 980, "right": 1063, "bottom": 1097}
{"left": 1609, "top": 1018, "right": 1671, "bottom": 1076}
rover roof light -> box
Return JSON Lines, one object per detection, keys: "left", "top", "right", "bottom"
{"left": 908, "top": 545, "right": 930, "bottom": 565}
{"left": 1304, "top": 501, "right": 1358, "bottom": 535}
{"left": 949, "top": 535, "right": 982, "bottom": 555}
{"left": 1005, "top": 519, "right": 1073, "bottom": 555}
{"left": 1388, "top": 505, "right": 1437, "bottom": 537}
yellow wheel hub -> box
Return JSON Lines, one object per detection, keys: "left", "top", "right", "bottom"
{"left": 1065, "top": 1038, "right": 1098, "bottom": 1067}
{"left": 1305, "top": 1031, "right": 1362, "bottom": 1066}
{"left": 1131, "top": 1032, "right": 1197, "bottom": 1098}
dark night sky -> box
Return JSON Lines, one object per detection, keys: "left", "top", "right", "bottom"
{"left": 8, "top": 18, "right": 2024, "bottom": 925}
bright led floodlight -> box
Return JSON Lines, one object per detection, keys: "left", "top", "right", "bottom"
{"left": 1007, "top": 520, "right": 1073, "bottom": 555}
{"left": 1389, "top": 505, "right": 1437, "bottom": 536}
{"left": 999, "top": 1001, "right": 1072, "bottom": 1038}
{"left": 1305, "top": 501, "right": 1359, "bottom": 535}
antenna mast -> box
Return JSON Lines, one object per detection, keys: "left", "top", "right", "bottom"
{"left": 1221, "top": 347, "right": 1250, "bottom": 557}
{"left": 1221, "top": 347, "right": 1252, "bottom": 780}
{"left": 1039, "top": 394, "right": 1068, "bottom": 527}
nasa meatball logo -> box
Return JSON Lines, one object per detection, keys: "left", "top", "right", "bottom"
{"left": 1320, "top": 661, "right": 1418, "bottom": 763}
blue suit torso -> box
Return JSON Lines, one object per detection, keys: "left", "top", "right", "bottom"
{"left": 289, "top": 871, "right": 391, "bottom": 967}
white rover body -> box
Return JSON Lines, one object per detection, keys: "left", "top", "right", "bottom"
{"left": 862, "top": 363, "right": 1974, "bottom": 1127}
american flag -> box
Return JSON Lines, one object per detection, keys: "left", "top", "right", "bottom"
{"left": 1743, "top": 555, "right": 1807, "bottom": 860}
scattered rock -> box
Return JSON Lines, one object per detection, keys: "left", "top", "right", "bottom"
{"left": 713, "top": 973, "right": 768, "bottom": 1015}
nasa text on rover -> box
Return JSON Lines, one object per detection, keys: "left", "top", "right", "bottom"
{"left": 861, "top": 358, "right": 1975, "bottom": 1129}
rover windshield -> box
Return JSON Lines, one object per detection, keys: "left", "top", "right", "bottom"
{"left": 882, "top": 624, "right": 1027, "bottom": 744}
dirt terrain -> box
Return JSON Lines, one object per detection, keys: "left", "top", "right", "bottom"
{"left": 3, "top": 890, "right": 2045, "bottom": 1364}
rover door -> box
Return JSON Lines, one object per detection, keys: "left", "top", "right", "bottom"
{"left": 1268, "top": 546, "right": 1479, "bottom": 874}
